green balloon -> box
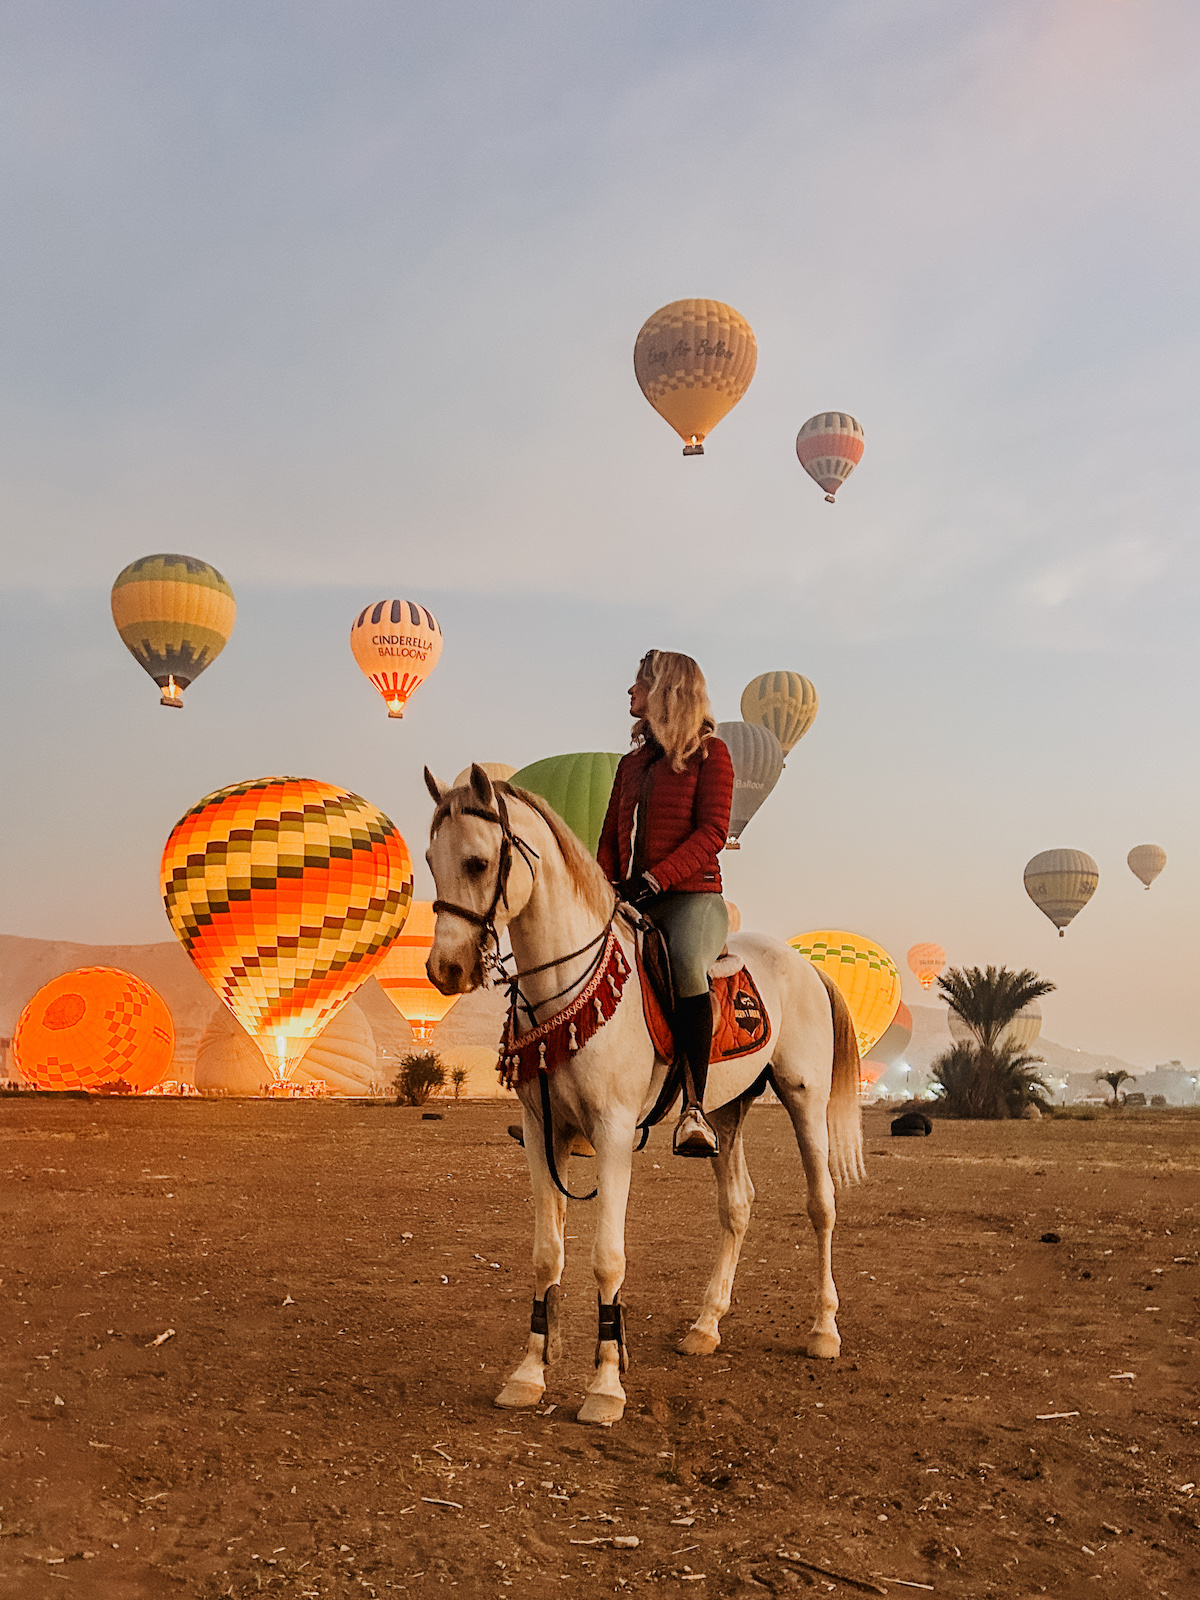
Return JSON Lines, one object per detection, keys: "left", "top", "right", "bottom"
{"left": 509, "top": 751, "right": 622, "bottom": 857}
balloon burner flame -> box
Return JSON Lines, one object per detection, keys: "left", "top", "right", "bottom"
{"left": 160, "top": 676, "right": 184, "bottom": 709}
{"left": 386, "top": 694, "right": 405, "bottom": 718}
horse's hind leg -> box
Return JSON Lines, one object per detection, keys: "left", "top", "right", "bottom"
{"left": 496, "top": 1103, "right": 569, "bottom": 1408}
{"left": 774, "top": 1080, "right": 840, "bottom": 1359}
{"left": 680, "top": 1099, "right": 753, "bottom": 1357}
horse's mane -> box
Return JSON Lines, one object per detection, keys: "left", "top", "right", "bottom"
{"left": 431, "top": 781, "right": 616, "bottom": 924}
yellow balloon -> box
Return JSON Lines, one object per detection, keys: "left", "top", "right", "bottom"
{"left": 788, "top": 930, "right": 901, "bottom": 1060}
{"left": 634, "top": 299, "right": 757, "bottom": 455}
{"left": 740, "top": 672, "right": 818, "bottom": 756}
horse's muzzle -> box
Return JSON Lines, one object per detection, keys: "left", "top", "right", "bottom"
{"left": 426, "top": 951, "right": 482, "bottom": 996}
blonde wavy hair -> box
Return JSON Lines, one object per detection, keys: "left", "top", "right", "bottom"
{"left": 632, "top": 650, "right": 716, "bottom": 772}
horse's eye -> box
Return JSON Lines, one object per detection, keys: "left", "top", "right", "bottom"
{"left": 464, "top": 856, "right": 488, "bottom": 878}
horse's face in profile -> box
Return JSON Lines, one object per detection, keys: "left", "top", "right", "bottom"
{"left": 423, "top": 764, "right": 534, "bottom": 995}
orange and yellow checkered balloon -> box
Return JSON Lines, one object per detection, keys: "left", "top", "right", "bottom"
{"left": 161, "top": 777, "right": 412, "bottom": 1079}
{"left": 13, "top": 967, "right": 174, "bottom": 1092}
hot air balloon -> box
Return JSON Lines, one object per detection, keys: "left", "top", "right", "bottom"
{"left": 452, "top": 763, "right": 516, "bottom": 790}
{"left": 161, "top": 777, "right": 412, "bottom": 1079}
{"left": 1127, "top": 844, "right": 1166, "bottom": 890}
{"left": 788, "top": 931, "right": 901, "bottom": 1061}
{"left": 725, "top": 901, "right": 742, "bottom": 934}
{"left": 795, "top": 413, "right": 865, "bottom": 503}
{"left": 13, "top": 968, "right": 174, "bottom": 1091}
{"left": 869, "top": 1000, "right": 912, "bottom": 1068}
{"left": 111, "top": 553, "right": 236, "bottom": 708}
{"left": 949, "top": 1000, "right": 1042, "bottom": 1054}
{"left": 633, "top": 300, "right": 756, "bottom": 455}
{"left": 375, "top": 901, "right": 462, "bottom": 1043}
{"left": 907, "top": 943, "right": 946, "bottom": 991}
{"left": 715, "top": 721, "right": 784, "bottom": 848}
{"left": 195, "top": 1001, "right": 378, "bottom": 1096}
{"left": 350, "top": 599, "right": 442, "bottom": 719}
{"left": 790, "top": 928, "right": 902, "bottom": 1062}
{"left": 1023, "top": 849, "right": 1099, "bottom": 937}
{"left": 509, "top": 752, "right": 622, "bottom": 857}
{"left": 739, "top": 672, "right": 818, "bottom": 757}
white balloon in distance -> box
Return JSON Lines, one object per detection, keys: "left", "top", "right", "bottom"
{"left": 452, "top": 763, "right": 515, "bottom": 790}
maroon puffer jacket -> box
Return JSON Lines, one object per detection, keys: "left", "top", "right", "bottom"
{"left": 596, "top": 737, "right": 733, "bottom": 895}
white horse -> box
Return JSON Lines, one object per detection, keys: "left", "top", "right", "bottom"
{"left": 424, "top": 765, "right": 863, "bottom": 1426}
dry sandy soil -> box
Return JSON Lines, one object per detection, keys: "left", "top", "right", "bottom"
{"left": 2, "top": 1099, "right": 1197, "bottom": 1600}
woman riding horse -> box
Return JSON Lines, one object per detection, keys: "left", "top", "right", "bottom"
{"left": 596, "top": 649, "right": 733, "bottom": 1159}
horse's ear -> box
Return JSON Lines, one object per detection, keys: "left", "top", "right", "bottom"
{"left": 424, "top": 768, "right": 449, "bottom": 804}
{"left": 468, "top": 763, "right": 494, "bottom": 807}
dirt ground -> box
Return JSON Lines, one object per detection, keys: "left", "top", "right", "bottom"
{"left": 2, "top": 1099, "right": 1197, "bottom": 1600}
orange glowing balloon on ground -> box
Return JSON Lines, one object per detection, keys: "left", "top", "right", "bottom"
{"left": 375, "top": 900, "right": 461, "bottom": 1042}
{"left": 907, "top": 942, "right": 946, "bottom": 991}
{"left": 350, "top": 599, "right": 443, "bottom": 719}
{"left": 13, "top": 968, "right": 174, "bottom": 1091}
{"left": 161, "top": 777, "right": 413, "bottom": 1079}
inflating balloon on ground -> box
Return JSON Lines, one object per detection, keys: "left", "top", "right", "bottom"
{"left": 111, "top": 553, "right": 236, "bottom": 709}
{"left": 950, "top": 1000, "right": 1042, "bottom": 1054}
{"left": 633, "top": 299, "right": 756, "bottom": 456}
{"left": 161, "top": 776, "right": 413, "bottom": 1079}
{"left": 13, "top": 968, "right": 174, "bottom": 1091}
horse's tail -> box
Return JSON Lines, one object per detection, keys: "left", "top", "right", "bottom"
{"left": 815, "top": 969, "right": 865, "bottom": 1186}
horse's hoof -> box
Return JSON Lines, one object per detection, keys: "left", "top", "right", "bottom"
{"left": 577, "top": 1390, "right": 625, "bottom": 1426}
{"left": 806, "top": 1332, "right": 840, "bottom": 1361}
{"left": 495, "top": 1381, "right": 545, "bottom": 1409}
{"left": 678, "top": 1327, "right": 720, "bottom": 1356}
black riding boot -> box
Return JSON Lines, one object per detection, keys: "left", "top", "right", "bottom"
{"left": 672, "top": 992, "right": 720, "bottom": 1158}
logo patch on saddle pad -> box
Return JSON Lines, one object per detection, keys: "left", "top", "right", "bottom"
{"left": 638, "top": 952, "right": 771, "bottom": 1065}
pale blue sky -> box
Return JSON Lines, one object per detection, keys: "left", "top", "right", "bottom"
{"left": 1, "top": 1, "right": 1197, "bottom": 1065}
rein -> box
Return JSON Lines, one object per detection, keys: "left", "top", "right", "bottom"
{"left": 431, "top": 781, "right": 619, "bottom": 1204}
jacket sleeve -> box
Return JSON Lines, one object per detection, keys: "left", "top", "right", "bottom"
{"left": 596, "top": 756, "right": 628, "bottom": 884}
{"left": 645, "top": 739, "right": 733, "bottom": 892}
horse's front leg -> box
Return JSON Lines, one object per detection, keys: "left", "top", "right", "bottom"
{"left": 496, "top": 1098, "right": 568, "bottom": 1408}
{"left": 680, "top": 1099, "right": 753, "bottom": 1356}
{"left": 577, "top": 1120, "right": 635, "bottom": 1425}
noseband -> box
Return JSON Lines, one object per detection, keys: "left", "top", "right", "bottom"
{"left": 431, "top": 785, "right": 540, "bottom": 979}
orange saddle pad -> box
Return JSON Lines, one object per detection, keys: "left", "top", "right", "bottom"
{"left": 637, "top": 950, "right": 771, "bottom": 1066}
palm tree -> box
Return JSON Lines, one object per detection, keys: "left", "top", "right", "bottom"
{"left": 937, "top": 965, "right": 1056, "bottom": 1051}
{"left": 932, "top": 1039, "right": 1050, "bottom": 1119}
{"left": 1096, "top": 1069, "right": 1133, "bottom": 1108}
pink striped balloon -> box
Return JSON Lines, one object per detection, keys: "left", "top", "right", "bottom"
{"left": 795, "top": 412, "right": 865, "bottom": 503}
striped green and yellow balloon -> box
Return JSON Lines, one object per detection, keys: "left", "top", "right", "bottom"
{"left": 111, "top": 553, "right": 236, "bottom": 708}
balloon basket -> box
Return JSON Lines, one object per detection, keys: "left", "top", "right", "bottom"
{"left": 824, "top": 494, "right": 836, "bottom": 504}
{"left": 682, "top": 443, "right": 705, "bottom": 456}
{"left": 724, "top": 839, "right": 741, "bottom": 850}
{"left": 159, "top": 692, "right": 183, "bottom": 708}
{"left": 386, "top": 707, "right": 405, "bottom": 719}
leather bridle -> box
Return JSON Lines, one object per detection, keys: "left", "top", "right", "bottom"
{"left": 431, "top": 785, "right": 540, "bottom": 981}
{"left": 431, "top": 783, "right": 615, "bottom": 1025}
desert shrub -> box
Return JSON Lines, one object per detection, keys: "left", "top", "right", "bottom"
{"left": 449, "top": 1065, "right": 469, "bottom": 1099}
{"left": 394, "top": 1051, "right": 445, "bottom": 1106}
{"left": 930, "top": 1041, "right": 1049, "bottom": 1119}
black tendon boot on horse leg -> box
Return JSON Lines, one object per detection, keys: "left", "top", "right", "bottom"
{"left": 673, "top": 991, "right": 720, "bottom": 1158}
